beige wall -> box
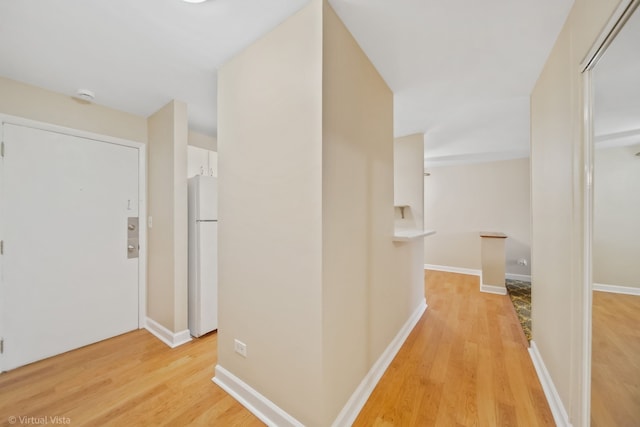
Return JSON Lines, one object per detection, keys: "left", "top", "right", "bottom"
{"left": 0, "top": 76, "right": 147, "bottom": 143}
{"left": 530, "top": 0, "right": 621, "bottom": 424}
{"left": 394, "top": 134, "right": 425, "bottom": 230}
{"left": 147, "top": 100, "right": 189, "bottom": 332}
{"left": 321, "top": 4, "right": 423, "bottom": 424}
{"left": 593, "top": 144, "right": 640, "bottom": 287}
{"left": 217, "top": 1, "right": 324, "bottom": 424}
{"left": 188, "top": 129, "right": 217, "bottom": 150}
{"left": 391, "top": 133, "right": 426, "bottom": 318}
{"left": 480, "top": 235, "right": 508, "bottom": 286}
{"left": 387, "top": 133, "right": 425, "bottom": 358}
{"left": 321, "top": 3, "right": 371, "bottom": 420}
{"left": 423, "top": 158, "right": 531, "bottom": 276}
{"left": 217, "top": 1, "right": 421, "bottom": 424}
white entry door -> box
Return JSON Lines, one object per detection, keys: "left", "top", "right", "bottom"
{"left": 1, "top": 123, "right": 140, "bottom": 371}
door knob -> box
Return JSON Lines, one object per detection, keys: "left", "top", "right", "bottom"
{"left": 128, "top": 245, "right": 135, "bottom": 252}
{"left": 128, "top": 224, "right": 136, "bottom": 231}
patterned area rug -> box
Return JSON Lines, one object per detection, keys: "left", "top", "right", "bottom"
{"left": 505, "top": 279, "right": 531, "bottom": 342}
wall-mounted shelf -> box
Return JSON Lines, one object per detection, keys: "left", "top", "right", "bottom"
{"left": 394, "top": 205, "right": 410, "bottom": 219}
{"left": 393, "top": 229, "right": 436, "bottom": 242}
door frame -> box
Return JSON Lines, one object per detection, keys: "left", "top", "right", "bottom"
{"left": 0, "top": 114, "right": 147, "bottom": 370}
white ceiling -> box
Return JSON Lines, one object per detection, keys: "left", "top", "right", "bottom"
{"left": 0, "top": 0, "right": 574, "bottom": 164}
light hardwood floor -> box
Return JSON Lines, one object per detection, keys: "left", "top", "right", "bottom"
{"left": 0, "top": 327, "right": 263, "bottom": 427}
{"left": 0, "top": 271, "right": 553, "bottom": 426}
{"left": 354, "top": 270, "right": 553, "bottom": 426}
{"left": 591, "top": 290, "right": 640, "bottom": 427}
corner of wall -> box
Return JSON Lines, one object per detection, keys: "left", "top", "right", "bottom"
{"left": 146, "top": 100, "right": 189, "bottom": 334}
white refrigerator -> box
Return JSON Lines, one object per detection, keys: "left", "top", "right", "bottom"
{"left": 188, "top": 175, "right": 218, "bottom": 337}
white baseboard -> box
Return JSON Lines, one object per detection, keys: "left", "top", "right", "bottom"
{"left": 424, "top": 264, "right": 481, "bottom": 277}
{"left": 145, "top": 317, "right": 192, "bottom": 348}
{"left": 593, "top": 283, "right": 640, "bottom": 296}
{"left": 529, "top": 341, "right": 572, "bottom": 427}
{"left": 331, "top": 299, "right": 428, "bottom": 427}
{"left": 213, "top": 365, "right": 304, "bottom": 427}
{"left": 424, "top": 264, "right": 531, "bottom": 284}
{"left": 212, "top": 299, "right": 428, "bottom": 427}
{"left": 480, "top": 284, "right": 508, "bottom": 295}
{"left": 506, "top": 273, "right": 532, "bottom": 282}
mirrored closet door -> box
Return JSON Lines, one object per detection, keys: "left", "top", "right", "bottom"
{"left": 589, "top": 2, "right": 640, "bottom": 425}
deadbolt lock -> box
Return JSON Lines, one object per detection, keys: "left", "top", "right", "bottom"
{"left": 127, "top": 217, "right": 139, "bottom": 259}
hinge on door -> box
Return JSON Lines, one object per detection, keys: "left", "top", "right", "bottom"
{"left": 0, "top": 338, "right": 3, "bottom": 354}
{"left": 0, "top": 240, "right": 3, "bottom": 255}
{"left": 1, "top": 141, "right": 4, "bottom": 157}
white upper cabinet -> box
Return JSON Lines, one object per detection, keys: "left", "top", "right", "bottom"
{"left": 188, "top": 146, "right": 217, "bottom": 178}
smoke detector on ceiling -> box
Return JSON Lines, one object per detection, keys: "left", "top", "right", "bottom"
{"left": 76, "top": 89, "right": 95, "bottom": 102}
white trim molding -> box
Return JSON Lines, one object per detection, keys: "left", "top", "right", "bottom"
{"left": 213, "top": 365, "right": 305, "bottom": 427}
{"left": 136, "top": 143, "right": 147, "bottom": 328}
{"left": 424, "top": 264, "right": 481, "bottom": 277}
{"left": 529, "top": 341, "right": 573, "bottom": 427}
{"left": 593, "top": 283, "right": 640, "bottom": 296}
{"left": 145, "top": 317, "right": 192, "bottom": 348}
{"left": 480, "top": 284, "right": 508, "bottom": 295}
{"left": 212, "top": 300, "right": 428, "bottom": 427}
{"left": 331, "top": 299, "right": 427, "bottom": 427}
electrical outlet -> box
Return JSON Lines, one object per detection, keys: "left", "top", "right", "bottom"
{"left": 234, "top": 339, "right": 247, "bottom": 358}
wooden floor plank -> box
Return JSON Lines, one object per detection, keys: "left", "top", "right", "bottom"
{"left": 1, "top": 271, "right": 556, "bottom": 426}
{"left": 0, "top": 329, "right": 263, "bottom": 427}
{"left": 591, "top": 291, "right": 640, "bottom": 427}
{"left": 354, "top": 270, "right": 554, "bottom": 427}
